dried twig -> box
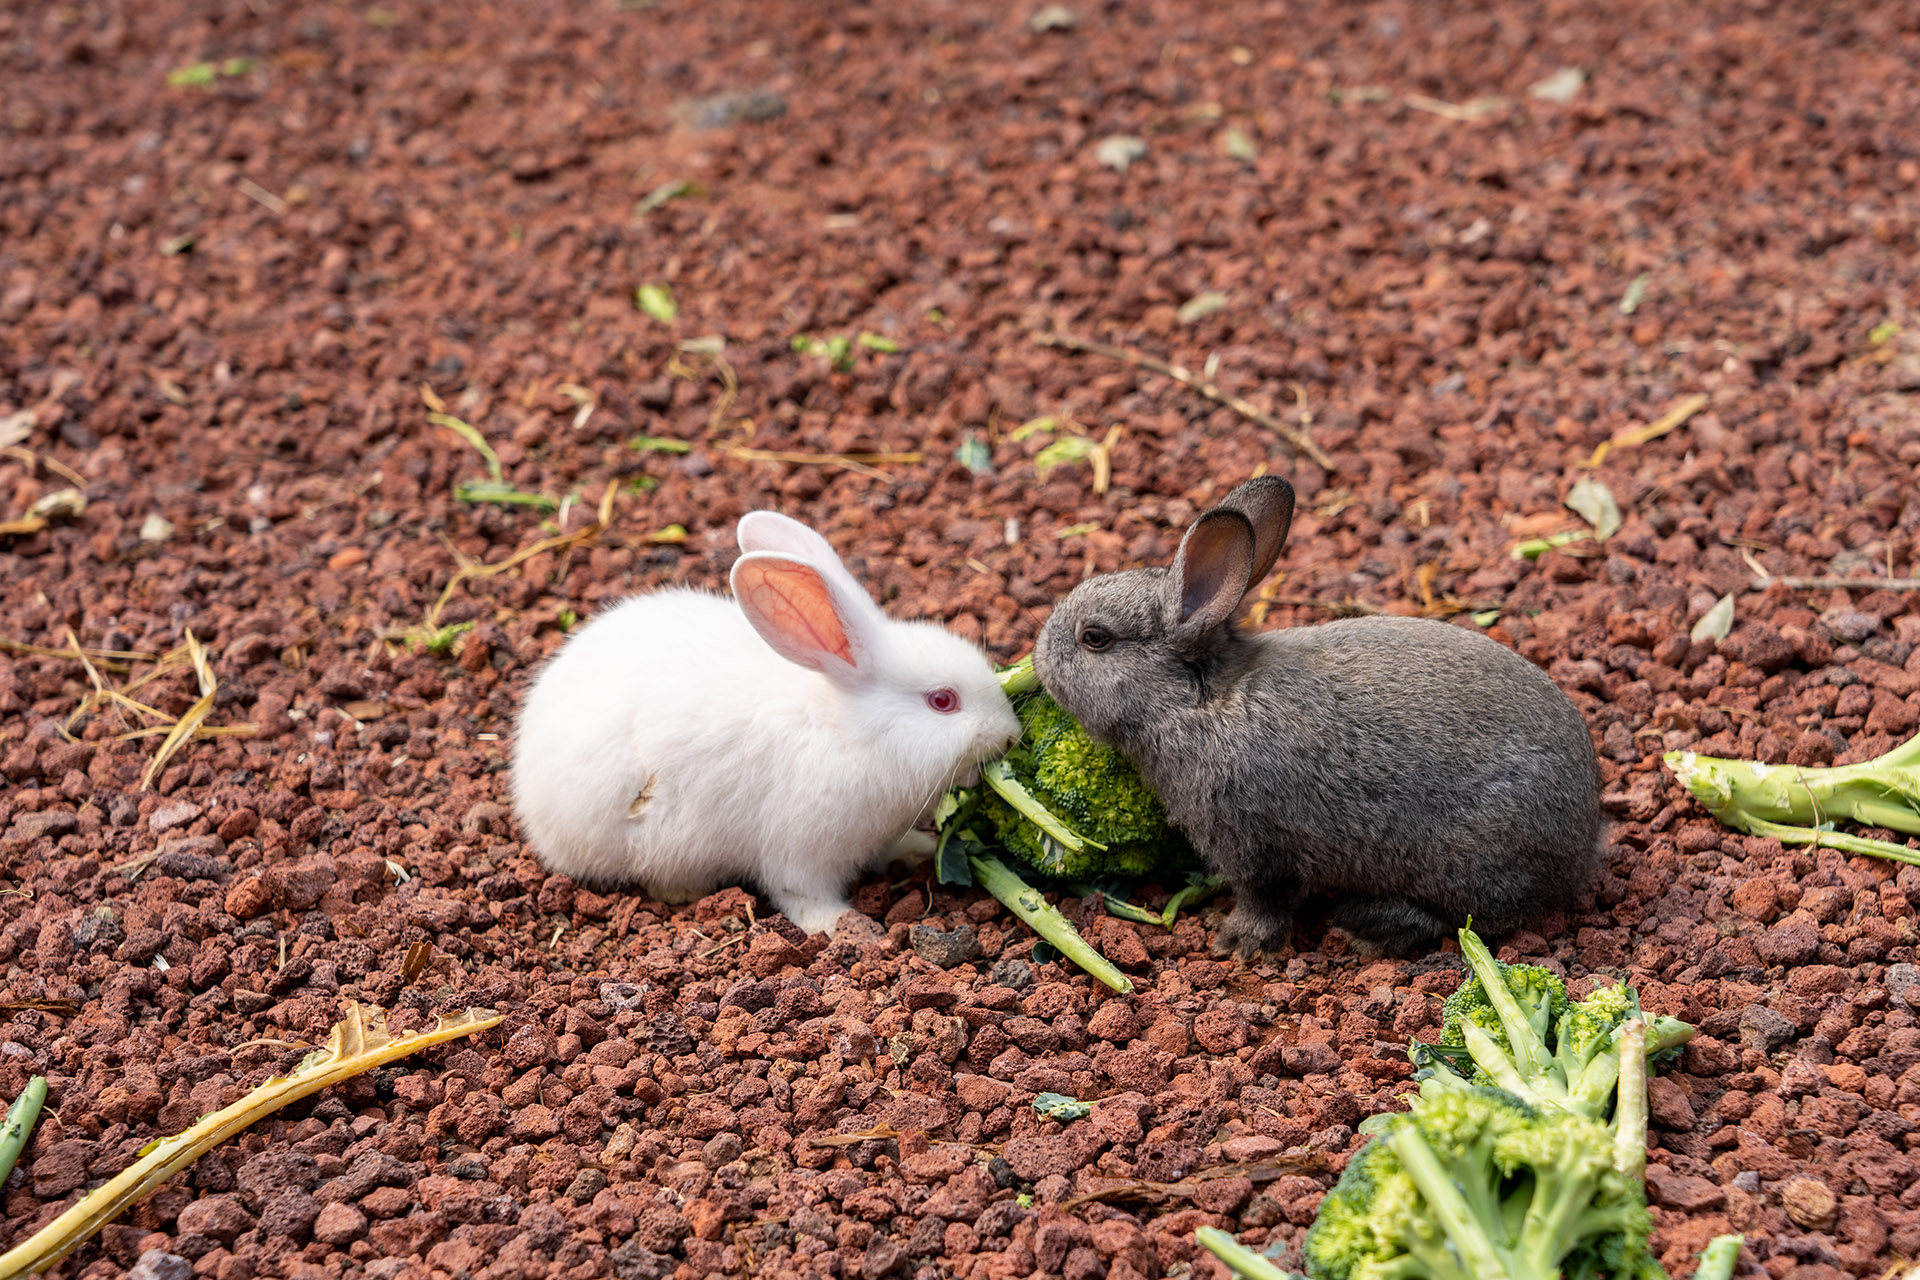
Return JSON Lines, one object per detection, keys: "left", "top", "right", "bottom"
{"left": 1062, "top": 1153, "right": 1330, "bottom": 1210}
{"left": 725, "top": 446, "right": 921, "bottom": 480}
{"left": 1581, "top": 393, "right": 1710, "bottom": 469}
{"left": 417, "top": 481, "right": 620, "bottom": 634}
{"left": 1750, "top": 574, "right": 1920, "bottom": 592}
{"left": 1032, "top": 331, "right": 1336, "bottom": 471}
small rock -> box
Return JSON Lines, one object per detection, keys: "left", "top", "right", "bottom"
{"left": 902, "top": 977, "right": 959, "bottom": 1010}
{"left": 1754, "top": 914, "right": 1820, "bottom": 967}
{"left": 1281, "top": 1042, "right": 1343, "bottom": 1076}
{"left": 148, "top": 800, "right": 203, "bottom": 832}
{"left": 1093, "top": 134, "right": 1149, "bottom": 172}
{"left": 1027, "top": 3, "right": 1076, "bottom": 31}
{"left": 1738, "top": 1004, "right": 1797, "bottom": 1053}
{"left": 1821, "top": 609, "right": 1881, "bottom": 642}
{"left": 1644, "top": 1166, "right": 1725, "bottom": 1212}
{"left": 1193, "top": 1006, "right": 1249, "bottom": 1054}
{"left": 990, "top": 958, "right": 1032, "bottom": 990}
{"left": 1887, "top": 962, "right": 1920, "bottom": 1010}
{"left": 909, "top": 922, "right": 981, "bottom": 968}
{"left": 1647, "top": 1076, "right": 1696, "bottom": 1130}
{"left": 701, "top": 1133, "right": 743, "bottom": 1169}
{"left": 224, "top": 874, "right": 273, "bottom": 920}
{"left": 127, "top": 1251, "right": 192, "bottom": 1280}
{"left": 175, "top": 1194, "right": 255, "bottom": 1243}
{"left": 676, "top": 89, "right": 788, "bottom": 130}
{"left": 565, "top": 1168, "right": 608, "bottom": 1203}
{"left": 1086, "top": 1001, "right": 1139, "bottom": 1043}
{"left": 266, "top": 859, "right": 336, "bottom": 910}
{"left": 312, "top": 1201, "right": 369, "bottom": 1246}
{"left": 1780, "top": 1175, "right": 1839, "bottom": 1230}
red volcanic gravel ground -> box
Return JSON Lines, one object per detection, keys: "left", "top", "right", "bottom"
{"left": 3, "top": 2, "right": 1920, "bottom": 1278}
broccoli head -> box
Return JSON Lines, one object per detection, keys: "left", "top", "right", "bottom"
{"left": 977, "top": 690, "right": 1196, "bottom": 881}
{"left": 1303, "top": 1086, "right": 1657, "bottom": 1280}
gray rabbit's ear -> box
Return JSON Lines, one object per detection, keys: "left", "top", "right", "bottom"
{"left": 1212, "top": 476, "right": 1295, "bottom": 586}
{"left": 1165, "top": 509, "right": 1256, "bottom": 648}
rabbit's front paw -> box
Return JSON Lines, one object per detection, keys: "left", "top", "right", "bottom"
{"left": 1212, "top": 904, "right": 1291, "bottom": 959}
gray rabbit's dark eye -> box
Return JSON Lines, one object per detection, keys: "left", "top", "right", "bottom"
{"left": 1079, "top": 626, "right": 1114, "bottom": 652}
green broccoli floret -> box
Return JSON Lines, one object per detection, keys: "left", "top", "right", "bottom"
{"left": 1415, "top": 927, "right": 1696, "bottom": 1125}
{"left": 974, "top": 677, "right": 1196, "bottom": 881}
{"left": 1303, "top": 1087, "right": 1655, "bottom": 1280}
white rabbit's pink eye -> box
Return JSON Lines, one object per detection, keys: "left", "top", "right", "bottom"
{"left": 925, "top": 688, "right": 961, "bottom": 714}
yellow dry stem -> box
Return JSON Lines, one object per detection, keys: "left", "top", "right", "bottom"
{"left": 0, "top": 1003, "right": 501, "bottom": 1278}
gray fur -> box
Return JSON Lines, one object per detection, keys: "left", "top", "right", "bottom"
{"left": 1033, "top": 476, "right": 1603, "bottom": 958}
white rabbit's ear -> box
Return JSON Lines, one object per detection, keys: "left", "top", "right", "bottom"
{"left": 737, "top": 511, "right": 839, "bottom": 560}
{"left": 732, "top": 552, "right": 875, "bottom": 680}
{"left": 736, "top": 512, "right": 882, "bottom": 617}
{"left": 1164, "top": 510, "right": 1255, "bottom": 651}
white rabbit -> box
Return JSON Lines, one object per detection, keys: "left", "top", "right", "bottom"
{"left": 510, "top": 511, "right": 1020, "bottom": 934}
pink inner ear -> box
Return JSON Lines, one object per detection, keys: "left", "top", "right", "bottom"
{"left": 737, "top": 560, "right": 854, "bottom": 668}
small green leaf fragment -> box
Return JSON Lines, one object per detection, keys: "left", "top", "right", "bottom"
{"left": 454, "top": 481, "right": 558, "bottom": 511}
{"left": 855, "top": 332, "right": 900, "bottom": 353}
{"left": 649, "top": 524, "right": 688, "bottom": 544}
{"left": 635, "top": 284, "right": 678, "bottom": 324}
{"left": 1868, "top": 321, "right": 1901, "bottom": 347}
{"left": 1471, "top": 609, "right": 1501, "bottom": 627}
{"left": 1010, "top": 415, "right": 1059, "bottom": 442}
{"left": 1056, "top": 522, "right": 1098, "bottom": 539}
{"left": 1032, "top": 1092, "right": 1091, "bottom": 1122}
{"left": 167, "top": 63, "right": 217, "bottom": 88}
{"left": 629, "top": 435, "right": 692, "bottom": 454}
{"left": 1692, "top": 592, "right": 1736, "bottom": 643}
{"left": 1034, "top": 436, "right": 1098, "bottom": 478}
{"left": 1511, "top": 529, "right": 1596, "bottom": 560}
{"left": 633, "top": 179, "right": 699, "bottom": 218}
{"left": 954, "top": 433, "right": 993, "bottom": 475}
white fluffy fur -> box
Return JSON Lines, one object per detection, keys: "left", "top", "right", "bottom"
{"left": 510, "top": 518, "right": 1018, "bottom": 934}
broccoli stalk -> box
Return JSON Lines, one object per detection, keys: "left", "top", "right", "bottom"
{"left": 966, "top": 852, "right": 1132, "bottom": 994}
{"left": 1664, "top": 730, "right": 1920, "bottom": 867}
{"left": 1193, "top": 1227, "right": 1294, "bottom": 1280}
{"left": 1689, "top": 1235, "right": 1745, "bottom": 1280}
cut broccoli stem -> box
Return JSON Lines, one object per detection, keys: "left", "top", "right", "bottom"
{"left": 1460, "top": 1020, "right": 1538, "bottom": 1099}
{"left": 0, "top": 1076, "right": 47, "bottom": 1188}
{"left": 1193, "top": 1227, "right": 1295, "bottom": 1280}
{"left": 998, "top": 654, "right": 1040, "bottom": 696}
{"left": 1067, "top": 873, "right": 1229, "bottom": 928}
{"left": 968, "top": 852, "right": 1132, "bottom": 993}
{"left": 1690, "top": 1234, "right": 1744, "bottom": 1280}
{"left": 980, "top": 760, "right": 1106, "bottom": 853}
{"left": 1665, "top": 734, "right": 1920, "bottom": 866}
{"left": 1612, "top": 1018, "right": 1649, "bottom": 1182}
{"left": 1457, "top": 927, "right": 1555, "bottom": 1081}
{"left": 1384, "top": 1123, "right": 1516, "bottom": 1280}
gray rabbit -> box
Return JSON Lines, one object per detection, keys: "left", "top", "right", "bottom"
{"left": 1032, "top": 476, "right": 1603, "bottom": 958}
